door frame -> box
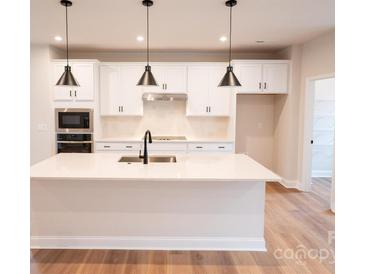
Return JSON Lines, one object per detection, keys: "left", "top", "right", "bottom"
{"left": 300, "top": 73, "right": 335, "bottom": 191}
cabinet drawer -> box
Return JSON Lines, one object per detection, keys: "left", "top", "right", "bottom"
{"left": 188, "top": 143, "right": 233, "bottom": 152}
{"left": 95, "top": 142, "right": 141, "bottom": 151}
{"left": 148, "top": 143, "right": 187, "bottom": 151}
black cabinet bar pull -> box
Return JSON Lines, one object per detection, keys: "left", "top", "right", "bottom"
{"left": 69, "top": 90, "right": 72, "bottom": 97}
{"left": 103, "top": 145, "right": 111, "bottom": 148}
{"left": 196, "top": 146, "right": 203, "bottom": 149}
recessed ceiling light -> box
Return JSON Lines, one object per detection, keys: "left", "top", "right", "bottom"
{"left": 137, "top": 36, "right": 144, "bottom": 42}
{"left": 54, "top": 36, "right": 63, "bottom": 41}
{"left": 256, "top": 40, "right": 265, "bottom": 43}
{"left": 219, "top": 36, "right": 227, "bottom": 42}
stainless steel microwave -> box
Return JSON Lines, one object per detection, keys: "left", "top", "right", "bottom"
{"left": 55, "top": 108, "right": 93, "bottom": 133}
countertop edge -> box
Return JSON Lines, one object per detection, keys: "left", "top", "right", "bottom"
{"left": 30, "top": 177, "right": 281, "bottom": 182}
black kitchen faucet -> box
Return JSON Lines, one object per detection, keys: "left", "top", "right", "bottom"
{"left": 139, "top": 130, "right": 152, "bottom": 164}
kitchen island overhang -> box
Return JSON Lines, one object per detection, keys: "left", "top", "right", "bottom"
{"left": 31, "top": 153, "right": 281, "bottom": 251}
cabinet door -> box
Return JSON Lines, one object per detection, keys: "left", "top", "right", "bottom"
{"left": 53, "top": 62, "right": 73, "bottom": 101}
{"left": 262, "top": 63, "right": 288, "bottom": 93}
{"left": 118, "top": 65, "right": 144, "bottom": 116}
{"left": 141, "top": 65, "right": 164, "bottom": 93}
{"left": 209, "top": 66, "right": 232, "bottom": 116}
{"left": 72, "top": 63, "right": 94, "bottom": 101}
{"left": 186, "top": 66, "right": 210, "bottom": 116}
{"left": 164, "top": 65, "right": 187, "bottom": 93}
{"left": 99, "top": 65, "right": 121, "bottom": 115}
{"left": 237, "top": 64, "right": 262, "bottom": 93}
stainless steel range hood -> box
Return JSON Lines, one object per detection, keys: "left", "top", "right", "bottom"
{"left": 142, "top": 93, "right": 187, "bottom": 101}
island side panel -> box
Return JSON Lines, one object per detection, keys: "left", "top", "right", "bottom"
{"left": 31, "top": 179, "right": 266, "bottom": 251}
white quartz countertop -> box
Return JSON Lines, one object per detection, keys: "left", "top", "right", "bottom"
{"left": 30, "top": 153, "right": 281, "bottom": 182}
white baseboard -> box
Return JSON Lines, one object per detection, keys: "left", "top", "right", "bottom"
{"left": 30, "top": 236, "right": 266, "bottom": 251}
{"left": 312, "top": 170, "right": 332, "bottom": 177}
{"left": 275, "top": 179, "right": 299, "bottom": 189}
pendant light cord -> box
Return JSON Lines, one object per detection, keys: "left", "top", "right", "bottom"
{"left": 65, "top": 4, "right": 69, "bottom": 67}
{"left": 146, "top": 3, "right": 150, "bottom": 66}
{"left": 229, "top": 4, "right": 232, "bottom": 66}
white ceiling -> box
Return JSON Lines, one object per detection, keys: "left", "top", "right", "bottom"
{"left": 31, "top": 0, "right": 335, "bottom": 51}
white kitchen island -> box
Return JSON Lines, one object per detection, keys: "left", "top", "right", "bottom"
{"left": 30, "top": 153, "right": 280, "bottom": 251}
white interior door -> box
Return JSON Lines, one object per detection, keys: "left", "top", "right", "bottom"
{"left": 99, "top": 65, "right": 121, "bottom": 115}
{"left": 262, "top": 63, "right": 288, "bottom": 93}
{"left": 186, "top": 66, "right": 210, "bottom": 116}
{"left": 53, "top": 62, "right": 73, "bottom": 101}
{"left": 73, "top": 63, "right": 94, "bottom": 101}
{"left": 237, "top": 64, "right": 262, "bottom": 93}
{"left": 209, "top": 66, "right": 231, "bottom": 116}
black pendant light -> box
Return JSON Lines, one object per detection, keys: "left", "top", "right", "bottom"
{"left": 218, "top": 0, "right": 241, "bottom": 87}
{"left": 137, "top": 0, "right": 158, "bottom": 86}
{"left": 56, "top": 0, "right": 79, "bottom": 86}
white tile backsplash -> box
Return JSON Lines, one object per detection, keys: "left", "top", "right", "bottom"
{"left": 101, "top": 101, "right": 231, "bottom": 139}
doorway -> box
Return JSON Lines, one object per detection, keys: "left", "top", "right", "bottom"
{"left": 301, "top": 75, "right": 335, "bottom": 209}
{"left": 310, "top": 78, "right": 335, "bottom": 201}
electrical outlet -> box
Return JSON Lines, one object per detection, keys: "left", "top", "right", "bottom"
{"left": 37, "top": 123, "right": 49, "bottom": 132}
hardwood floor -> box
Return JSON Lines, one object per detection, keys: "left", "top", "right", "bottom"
{"left": 312, "top": 177, "right": 332, "bottom": 203}
{"left": 30, "top": 182, "right": 335, "bottom": 274}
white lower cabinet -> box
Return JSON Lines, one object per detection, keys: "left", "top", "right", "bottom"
{"left": 148, "top": 143, "right": 187, "bottom": 152}
{"left": 95, "top": 142, "right": 141, "bottom": 153}
{"left": 188, "top": 142, "right": 234, "bottom": 153}
{"left": 95, "top": 141, "right": 234, "bottom": 154}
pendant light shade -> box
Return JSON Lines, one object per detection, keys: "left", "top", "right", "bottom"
{"left": 137, "top": 65, "right": 158, "bottom": 86}
{"left": 218, "top": 0, "right": 241, "bottom": 87}
{"left": 56, "top": 65, "right": 79, "bottom": 86}
{"left": 137, "top": 0, "right": 158, "bottom": 86}
{"left": 218, "top": 66, "right": 241, "bottom": 87}
{"left": 56, "top": 0, "right": 79, "bottom": 87}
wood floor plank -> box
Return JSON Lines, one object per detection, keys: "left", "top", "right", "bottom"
{"left": 30, "top": 182, "right": 335, "bottom": 274}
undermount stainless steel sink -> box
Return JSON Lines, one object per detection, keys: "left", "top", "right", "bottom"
{"left": 119, "top": 156, "right": 177, "bottom": 163}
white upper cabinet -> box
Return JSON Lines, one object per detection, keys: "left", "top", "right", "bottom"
{"left": 100, "top": 64, "right": 144, "bottom": 116}
{"left": 187, "top": 65, "right": 231, "bottom": 117}
{"left": 186, "top": 66, "right": 210, "bottom": 116}
{"left": 262, "top": 63, "right": 288, "bottom": 93}
{"left": 208, "top": 66, "right": 231, "bottom": 116}
{"left": 99, "top": 65, "right": 120, "bottom": 115}
{"left": 163, "top": 65, "right": 187, "bottom": 93}
{"left": 52, "top": 61, "right": 96, "bottom": 102}
{"left": 234, "top": 61, "right": 289, "bottom": 94}
{"left": 142, "top": 64, "right": 187, "bottom": 94}
{"left": 72, "top": 63, "right": 95, "bottom": 101}
{"left": 237, "top": 64, "right": 263, "bottom": 93}
{"left": 119, "top": 65, "right": 144, "bottom": 115}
